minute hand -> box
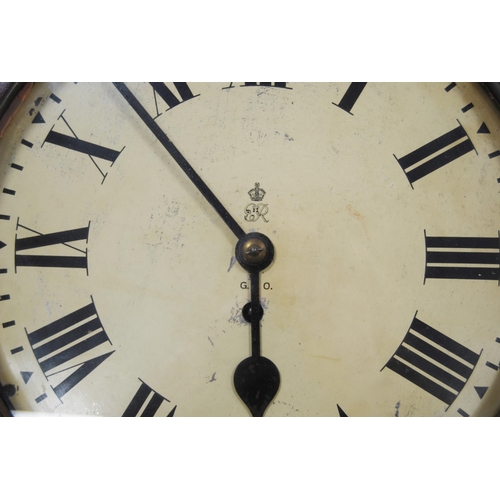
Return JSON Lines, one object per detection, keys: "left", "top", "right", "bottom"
{"left": 113, "top": 82, "right": 245, "bottom": 240}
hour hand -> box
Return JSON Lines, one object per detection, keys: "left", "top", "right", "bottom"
{"left": 233, "top": 233, "right": 280, "bottom": 417}
{"left": 114, "top": 83, "right": 281, "bottom": 417}
{"left": 113, "top": 82, "right": 245, "bottom": 240}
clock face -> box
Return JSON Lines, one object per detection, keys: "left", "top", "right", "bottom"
{"left": 0, "top": 82, "right": 500, "bottom": 417}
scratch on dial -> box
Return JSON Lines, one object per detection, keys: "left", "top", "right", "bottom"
{"left": 227, "top": 255, "right": 237, "bottom": 272}
{"left": 395, "top": 400, "right": 400, "bottom": 417}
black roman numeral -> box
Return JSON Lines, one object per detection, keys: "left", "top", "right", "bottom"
{"left": 384, "top": 315, "right": 480, "bottom": 406}
{"left": 395, "top": 123, "right": 475, "bottom": 185}
{"left": 425, "top": 233, "right": 500, "bottom": 281}
{"left": 27, "top": 301, "right": 113, "bottom": 400}
{"left": 15, "top": 222, "right": 89, "bottom": 271}
{"left": 43, "top": 110, "right": 123, "bottom": 182}
{"left": 149, "top": 83, "right": 198, "bottom": 117}
{"left": 122, "top": 379, "right": 176, "bottom": 417}
{"left": 332, "top": 82, "right": 367, "bottom": 114}
{"left": 45, "top": 129, "right": 121, "bottom": 162}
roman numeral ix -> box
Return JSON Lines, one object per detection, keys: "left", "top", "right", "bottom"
{"left": 15, "top": 221, "right": 90, "bottom": 271}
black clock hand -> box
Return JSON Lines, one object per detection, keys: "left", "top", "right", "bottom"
{"left": 113, "top": 82, "right": 245, "bottom": 240}
{"left": 114, "top": 83, "right": 280, "bottom": 416}
{"left": 234, "top": 234, "right": 280, "bottom": 417}
{"left": 250, "top": 270, "right": 262, "bottom": 357}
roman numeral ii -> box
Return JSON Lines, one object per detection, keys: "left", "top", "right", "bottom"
{"left": 395, "top": 123, "right": 475, "bottom": 185}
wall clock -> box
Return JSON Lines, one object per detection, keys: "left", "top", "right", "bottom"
{"left": 0, "top": 82, "right": 499, "bottom": 417}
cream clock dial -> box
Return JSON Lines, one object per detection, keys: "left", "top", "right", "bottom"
{"left": 0, "top": 82, "right": 499, "bottom": 417}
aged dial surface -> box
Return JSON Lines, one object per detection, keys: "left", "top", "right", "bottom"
{"left": 1, "top": 82, "right": 500, "bottom": 417}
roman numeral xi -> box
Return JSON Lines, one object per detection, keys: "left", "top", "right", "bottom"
{"left": 149, "top": 82, "right": 198, "bottom": 117}
{"left": 383, "top": 315, "right": 480, "bottom": 406}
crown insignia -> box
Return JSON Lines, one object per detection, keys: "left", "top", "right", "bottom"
{"left": 248, "top": 182, "right": 266, "bottom": 201}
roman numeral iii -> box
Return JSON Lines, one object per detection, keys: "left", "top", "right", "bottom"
{"left": 26, "top": 300, "right": 114, "bottom": 400}
{"left": 383, "top": 315, "right": 480, "bottom": 406}
{"left": 425, "top": 233, "right": 500, "bottom": 281}
{"left": 395, "top": 123, "right": 475, "bottom": 185}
